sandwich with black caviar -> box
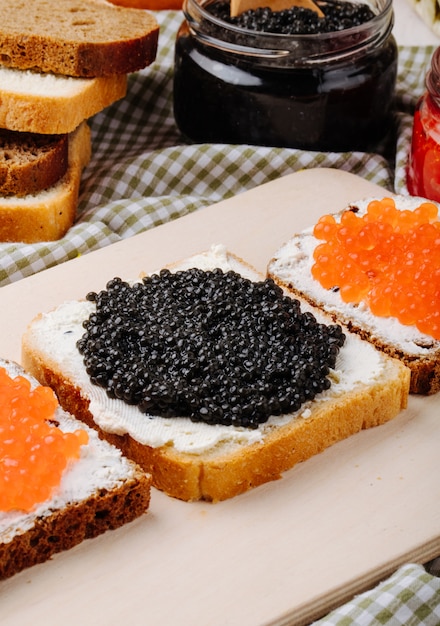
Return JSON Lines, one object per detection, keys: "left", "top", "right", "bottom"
{"left": 21, "top": 244, "right": 410, "bottom": 502}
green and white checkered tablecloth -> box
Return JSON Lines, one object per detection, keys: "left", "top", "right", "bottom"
{"left": 311, "top": 563, "right": 440, "bottom": 625}
{"left": 0, "top": 11, "right": 439, "bottom": 622}
{"left": 0, "top": 11, "right": 436, "bottom": 287}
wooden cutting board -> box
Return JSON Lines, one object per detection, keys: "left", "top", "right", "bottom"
{"left": 1, "top": 168, "right": 439, "bottom": 626}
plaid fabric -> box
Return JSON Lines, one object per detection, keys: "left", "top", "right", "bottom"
{"left": 0, "top": 11, "right": 436, "bottom": 287}
{"left": 311, "top": 564, "right": 440, "bottom": 625}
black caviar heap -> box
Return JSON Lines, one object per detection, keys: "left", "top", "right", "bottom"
{"left": 208, "top": 0, "right": 375, "bottom": 34}
{"left": 77, "top": 269, "right": 345, "bottom": 429}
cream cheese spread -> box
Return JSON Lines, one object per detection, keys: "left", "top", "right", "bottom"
{"left": 269, "top": 197, "right": 440, "bottom": 356}
{"left": 153, "top": 243, "right": 261, "bottom": 279}
{"left": 0, "top": 361, "right": 138, "bottom": 544}
{"left": 0, "top": 66, "right": 94, "bottom": 97}
{"left": 25, "top": 245, "right": 386, "bottom": 457}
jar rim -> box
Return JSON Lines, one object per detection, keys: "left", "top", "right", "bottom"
{"left": 183, "top": 0, "right": 394, "bottom": 64}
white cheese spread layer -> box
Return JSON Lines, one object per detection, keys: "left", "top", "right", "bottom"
{"left": 0, "top": 66, "right": 94, "bottom": 97}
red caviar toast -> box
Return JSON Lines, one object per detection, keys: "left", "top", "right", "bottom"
{"left": 267, "top": 196, "right": 440, "bottom": 394}
{"left": 22, "top": 246, "right": 410, "bottom": 503}
{"left": 0, "top": 359, "right": 151, "bottom": 581}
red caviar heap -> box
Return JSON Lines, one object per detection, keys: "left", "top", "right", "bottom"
{"left": 0, "top": 367, "right": 88, "bottom": 513}
{"left": 311, "top": 197, "right": 440, "bottom": 340}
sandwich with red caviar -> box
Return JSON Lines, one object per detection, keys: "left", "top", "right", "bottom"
{"left": 21, "top": 246, "right": 410, "bottom": 503}
{"left": 0, "top": 359, "right": 151, "bottom": 581}
{"left": 267, "top": 196, "right": 440, "bottom": 395}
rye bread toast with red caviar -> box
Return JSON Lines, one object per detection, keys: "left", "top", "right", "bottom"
{"left": 0, "top": 359, "right": 151, "bottom": 581}
{"left": 22, "top": 246, "right": 410, "bottom": 503}
{"left": 267, "top": 196, "right": 440, "bottom": 395}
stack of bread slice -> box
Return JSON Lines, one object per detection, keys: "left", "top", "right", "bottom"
{"left": 0, "top": 0, "right": 159, "bottom": 243}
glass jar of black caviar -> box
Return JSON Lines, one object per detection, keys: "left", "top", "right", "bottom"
{"left": 173, "top": 0, "right": 398, "bottom": 151}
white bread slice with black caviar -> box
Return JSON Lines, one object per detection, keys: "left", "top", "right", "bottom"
{"left": 21, "top": 245, "right": 410, "bottom": 503}
{"left": 0, "top": 359, "right": 151, "bottom": 581}
{"left": 267, "top": 196, "right": 440, "bottom": 395}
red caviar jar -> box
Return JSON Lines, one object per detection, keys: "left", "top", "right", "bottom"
{"left": 407, "top": 47, "right": 440, "bottom": 202}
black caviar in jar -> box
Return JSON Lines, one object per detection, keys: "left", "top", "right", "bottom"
{"left": 77, "top": 269, "right": 345, "bottom": 429}
{"left": 173, "top": 0, "right": 398, "bottom": 151}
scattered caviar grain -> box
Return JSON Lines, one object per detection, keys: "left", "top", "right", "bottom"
{"left": 77, "top": 269, "right": 345, "bottom": 428}
{"left": 0, "top": 367, "right": 88, "bottom": 513}
{"left": 206, "top": 0, "right": 375, "bottom": 34}
{"left": 311, "top": 198, "right": 440, "bottom": 339}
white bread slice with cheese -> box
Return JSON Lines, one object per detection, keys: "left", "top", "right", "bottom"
{"left": 21, "top": 245, "right": 410, "bottom": 503}
{"left": 0, "top": 122, "right": 91, "bottom": 243}
{"left": 267, "top": 197, "right": 440, "bottom": 396}
{"left": 0, "top": 358, "right": 151, "bottom": 581}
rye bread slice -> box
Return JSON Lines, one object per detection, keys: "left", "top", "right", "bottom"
{"left": 0, "top": 130, "right": 68, "bottom": 197}
{"left": 0, "top": 0, "right": 159, "bottom": 77}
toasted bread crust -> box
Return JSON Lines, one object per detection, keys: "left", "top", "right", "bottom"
{"left": 0, "top": 122, "right": 91, "bottom": 243}
{"left": 0, "top": 0, "right": 159, "bottom": 77}
{"left": 22, "top": 315, "right": 410, "bottom": 503}
{"left": 0, "top": 130, "right": 68, "bottom": 197}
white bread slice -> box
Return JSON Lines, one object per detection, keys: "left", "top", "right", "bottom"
{"left": 0, "top": 358, "right": 151, "bottom": 581}
{"left": 0, "top": 122, "right": 91, "bottom": 243}
{"left": 0, "top": 0, "right": 159, "bottom": 78}
{"left": 267, "top": 197, "right": 440, "bottom": 395}
{"left": 21, "top": 245, "right": 410, "bottom": 503}
{"left": 0, "top": 66, "right": 126, "bottom": 134}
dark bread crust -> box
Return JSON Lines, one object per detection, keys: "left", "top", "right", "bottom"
{"left": 0, "top": 0, "right": 159, "bottom": 77}
{"left": 0, "top": 130, "right": 68, "bottom": 197}
{"left": 0, "top": 467, "right": 151, "bottom": 581}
